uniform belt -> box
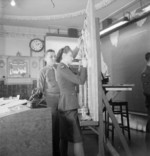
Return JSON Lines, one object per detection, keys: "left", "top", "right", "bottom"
{"left": 60, "top": 91, "right": 77, "bottom": 95}
{"left": 46, "top": 92, "right": 60, "bottom": 96}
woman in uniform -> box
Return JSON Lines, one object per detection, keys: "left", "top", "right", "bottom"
{"left": 56, "top": 46, "right": 87, "bottom": 156}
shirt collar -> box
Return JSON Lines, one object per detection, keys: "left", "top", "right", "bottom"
{"left": 61, "top": 61, "right": 69, "bottom": 67}
{"left": 47, "top": 65, "right": 53, "bottom": 69}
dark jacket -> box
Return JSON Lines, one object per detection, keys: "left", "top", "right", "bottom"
{"left": 38, "top": 65, "right": 60, "bottom": 95}
{"left": 56, "top": 62, "right": 87, "bottom": 111}
{"left": 141, "top": 65, "right": 150, "bottom": 95}
{"left": 141, "top": 65, "right": 150, "bottom": 109}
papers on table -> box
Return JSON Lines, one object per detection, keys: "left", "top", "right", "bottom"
{"left": 0, "top": 99, "right": 28, "bottom": 115}
{"left": 0, "top": 99, "right": 27, "bottom": 107}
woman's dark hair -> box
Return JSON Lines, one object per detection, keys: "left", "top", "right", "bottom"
{"left": 56, "top": 46, "right": 71, "bottom": 63}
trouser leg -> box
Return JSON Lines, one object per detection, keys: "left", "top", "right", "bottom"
{"left": 60, "top": 139, "right": 68, "bottom": 156}
{"left": 52, "top": 110, "right": 60, "bottom": 156}
{"left": 46, "top": 95, "right": 60, "bottom": 156}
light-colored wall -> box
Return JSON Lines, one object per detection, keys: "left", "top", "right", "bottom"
{"left": 1, "top": 37, "right": 31, "bottom": 56}
{"left": 0, "top": 25, "right": 48, "bottom": 81}
{"left": 0, "top": 25, "right": 76, "bottom": 81}
{"left": 0, "top": 25, "right": 46, "bottom": 57}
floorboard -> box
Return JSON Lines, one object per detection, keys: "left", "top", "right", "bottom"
{"left": 68, "top": 129, "right": 149, "bottom": 156}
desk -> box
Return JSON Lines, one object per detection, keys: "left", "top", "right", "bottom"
{"left": 79, "top": 84, "right": 134, "bottom": 156}
{"left": 0, "top": 107, "right": 52, "bottom": 156}
{"left": 103, "top": 84, "right": 134, "bottom": 91}
{"left": 102, "top": 84, "right": 134, "bottom": 101}
{"left": 102, "top": 84, "right": 134, "bottom": 156}
{"left": 80, "top": 84, "right": 134, "bottom": 125}
{"left": 0, "top": 99, "right": 52, "bottom": 156}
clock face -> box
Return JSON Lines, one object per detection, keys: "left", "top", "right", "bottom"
{"left": 29, "top": 39, "right": 44, "bottom": 52}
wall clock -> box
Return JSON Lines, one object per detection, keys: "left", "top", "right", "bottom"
{"left": 29, "top": 38, "right": 44, "bottom": 52}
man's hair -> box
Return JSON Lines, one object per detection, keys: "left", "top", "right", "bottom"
{"left": 44, "top": 49, "right": 55, "bottom": 57}
{"left": 56, "top": 46, "right": 71, "bottom": 63}
{"left": 145, "top": 52, "right": 150, "bottom": 61}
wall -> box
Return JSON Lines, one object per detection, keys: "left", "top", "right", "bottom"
{"left": 0, "top": 25, "right": 77, "bottom": 99}
{"left": 0, "top": 25, "right": 47, "bottom": 56}
{"left": 0, "top": 25, "right": 49, "bottom": 98}
{"left": 101, "top": 15, "right": 150, "bottom": 114}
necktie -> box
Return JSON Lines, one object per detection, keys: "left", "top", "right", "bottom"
{"left": 53, "top": 67, "right": 57, "bottom": 81}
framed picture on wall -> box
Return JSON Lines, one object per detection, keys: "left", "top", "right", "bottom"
{"left": 7, "top": 56, "right": 30, "bottom": 78}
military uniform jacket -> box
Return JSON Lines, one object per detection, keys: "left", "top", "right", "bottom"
{"left": 56, "top": 62, "right": 87, "bottom": 111}
{"left": 38, "top": 65, "right": 60, "bottom": 96}
{"left": 141, "top": 65, "right": 150, "bottom": 95}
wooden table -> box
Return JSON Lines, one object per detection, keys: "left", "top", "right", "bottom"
{"left": 80, "top": 84, "right": 134, "bottom": 156}
{"left": 0, "top": 100, "right": 52, "bottom": 156}
{"left": 80, "top": 84, "right": 134, "bottom": 126}
{"left": 102, "top": 84, "right": 134, "bottom": 91}
{"left": 102, "top": 84, "right": 134, "bottom": 156}
{"left": 102, "top": 84, "right": 134, "bottom": 101}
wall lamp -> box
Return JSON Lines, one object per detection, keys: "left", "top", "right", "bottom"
{"left": 135, "top": 3, "right": 150, "bottom": 16}
{"left": 142, "top": 5, "right": 150, "bottom": 13}
{"left": 99, "top": 17, "right": 129, "bottom": 36}
{"left": 10, "top": 0, "right": 16, "bottom": 7}
{"left": 99, "top": 3, "right": 150, "bottom": 37}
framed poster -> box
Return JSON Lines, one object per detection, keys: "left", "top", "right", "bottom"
{"left": 7, "top": 56, "right": 30, "bottom": 78}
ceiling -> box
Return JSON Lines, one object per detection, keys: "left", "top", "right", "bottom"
{"left": 0, "top": 0, "right": 149, "bottom": 30}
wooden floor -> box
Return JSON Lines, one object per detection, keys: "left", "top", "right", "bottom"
{"left": 68, "top": 129, "right": 149, "bottom": 156}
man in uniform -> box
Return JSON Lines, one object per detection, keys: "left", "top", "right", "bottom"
{"left": 141, "top": 52, "right": 150, "bottom": 150}
{"left": 38, "top": 49, "right": 60, "bottom": 156}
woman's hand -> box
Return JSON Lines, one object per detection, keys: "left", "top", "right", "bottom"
{"left": 82, "top": 58, "right": 88, "bottom": 68}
